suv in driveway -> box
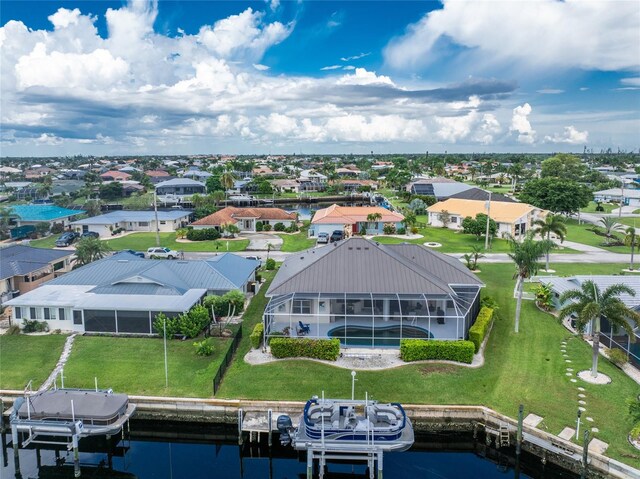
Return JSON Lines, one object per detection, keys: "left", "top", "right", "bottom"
{"left": 81, "top": 231, "right": 100, "bottom": 239}
{"left": 147, "top": 247, "right": 179, "bottom": 259}
{"left": 55, "top": 232, "right": 79, "bottom": 247}
{"left": 329, "top": 230, "right": 344, "bottom": 243}
{"left": 316, "top": 232, "right": 329, "bottom": 244}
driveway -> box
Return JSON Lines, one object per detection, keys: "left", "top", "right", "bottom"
{"left": 242, "top": 233, "right": 283, "bottom": 251}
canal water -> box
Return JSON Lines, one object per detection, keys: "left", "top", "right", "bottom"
{"left": 1, "top": 421, "right": 580, "bottom": 478}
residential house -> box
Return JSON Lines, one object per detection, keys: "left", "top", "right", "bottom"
{"left": 100, "top": 170, "right": 132, "bottom": 182}
{"left": 155, "top": 178, "right": 206, "bottom": 197}
{"left": 271, "top": 179, "right": 300, "bottom": 194}
{"left": 593, "top": 188, "right": 640, "bottom": 207}
{"left": 336, "top": 167, "right": 361, "bottom": 178}
{"left": 145, "top": 170, "right": 171, "bottom": 179}
{"left": 447, "top": 187, "right": 517, "bottom": 203}
{"left": 309, "top": 204, "right": 405, "bottom": 237}
{"left": 181, "top": 169, "right": 212, "bottom": 181}
{"left": 336, "top": 179, "right": 378, "bottom": 192}
{"left": 263, "top": 237, "right": 484, "bottom": 347}
{"left": 0, "top": 245, "right": 74, "bottom": 306}
{"left": 191, "top": 207, "right": 296, "bottom": 232}
{"left": 24, "top": 167, "right": 56, "bottom": 179}
{"left": 407, "top": 178, "right": 474, "bottom": 200}
{"left": 426, "top": 198, "right": 545, "bottom": 237}
{"left": 9, "top": 205, "right": 84, "bottom": 230}
{"left": 71, "top": 210, "right": 192, "bottom": 237}
{"left": 5, "top": 252, "right": 260, "bottom": 334}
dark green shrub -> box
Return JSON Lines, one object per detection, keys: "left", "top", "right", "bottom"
{"left": 153, "top": 313, "right": 180, "bottom": 337}
{"left": 270, "top": 338, "right": 340, "bottom": 361}
{"left": 468, "top": 307, "right": 494, "bottom": 352}
{"left": 22, "top": 319, "right": 49, "bottom": 333}
{"left": 285, "top": 223, "right": 299, "bottom": 233}
{"left": 255, "top": 222, "right": 264, "bottom": 232}
{"left": 265, "top": 258, "right": 276, "bottom": 270}
{"left": 250, "top": 323, "right": 264, "bottom": 349}
{"left": 186, "top": 228, "right": 221, "bottom": 241}
{"left": 51, "top": 223, "right": 65, "bottom": 234}
{"left": 400, "top": 339, "right": 474, "bottom": 364}
{"left": 263, "top": 224, "right": 272, "bottom": 231}
{"left": 273, "top": 222, "right": 286, "bottom": 232}
{"left": 397, "top": 227, "right": 406, "bottom": 235}
{"left": 193, "top": 339, "right": 215, "bottom": 356}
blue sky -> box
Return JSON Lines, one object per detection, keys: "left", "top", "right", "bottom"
{"left": 1, "top": 0, "right": 638, "bottom": 156}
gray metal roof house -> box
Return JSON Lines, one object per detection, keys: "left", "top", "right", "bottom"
{"left": 6, "top": 252, "right": 259, "bottom": 335}
{"left": 264, "top": 237, "right": 484, "bottom": 348}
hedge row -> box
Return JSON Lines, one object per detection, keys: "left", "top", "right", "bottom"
{"left": 400, "top": 339, "right": 475, "bottom": 364}
{"left": 468, "top": 306, "right": 494, "bottom": 352}
{"left": 250, "top": 323, "right": 264, "bottom": 349}
{"left": 186, "top": 228, "right": 221, "bottom": 241}
{"left": 270, "top": 338, "right": 341, "bottom": 361}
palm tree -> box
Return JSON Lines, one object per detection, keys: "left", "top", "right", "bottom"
{"left": 507, "top": 232, "right": 555, "bottom": 333}
{"left": 598, "top": 217, "right": 623, "bottom": 245}
{"left": 74, "top": 237, "right": 112, "bottom": 266}
{"left": 625, "top": 226, "right": 639, "bottom": 270}
{"left": 220, "top": 172, "right": 236, "bottom": 204}
{"left": 366, "top": 212, "right": 383, "bottom": 233}
{"left": 402, "top": 210, "right": 417, "bottom": 233}
{"left": 533, "top": 214, "right": 567, "bottom": 271}
{"left": 0, "top": 207, "right": 12, "bottom": 238}
{"left": 558, "top": 281, "right": 640, "bottom": 378}
{"left": 38, "top": 175, "right": 53, "bottom": 199}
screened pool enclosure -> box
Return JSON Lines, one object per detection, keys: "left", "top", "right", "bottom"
{"left": 263, "top": 287, "right": 482, "bottom": 348}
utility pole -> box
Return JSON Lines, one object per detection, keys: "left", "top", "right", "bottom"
{"left": 619, "top": 179, "right": 625, "bottom": 219}
{"left": 485, "top": 191, "right": 492, "bottom": 250}
{"left": 153, "top": 190, "right": 161, "bottom": 247}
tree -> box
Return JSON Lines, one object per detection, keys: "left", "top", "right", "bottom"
{"left": 366, "top": 212, "right": 382, "bottom": 231}
{"left": 598, "top": 217, "right": 623, "bottom": 245}
{"left": 35, "top": 222, "right": 50, "bottom": 237}
{"left": 408, "top": 198, "right": 427, "bottom": 214}
{"left": 533, "top": 214, "right": 567, "bottom": 271}
{"left": 74, "top": 237, "right": 112, "bottom": 266}
{"left": 519, "top": 178, "right": 591, "bottom": 215}
{"left": 507, "top": 232, "right": 555, "bottom": 333}
{"left": 558, "top": 281, "right": 640, "bottom": 378}
{"left": 176, "top": 227, "right": 188, "bottom": 239}
{"left": 402, "top": 211, "right": 417, "bottom": 233}
{"left": 38, "top": 175, "right": 53, "bottom": 198}
{"left": 438, "top": 210, "right": 451, "bottom": 228}
{"left": 84, "top": 199, "right": 103, "bottom": 217}
{"left": 99, "top": 182, "right": 124, "bottom": 200}
{"left": 462, "top": 245, "right": 485, "bottom": 271}
{"left": 540, "top": 153, "right": 586, "bottom": 181}
{"left": 462, "top": 213, "right": 496, "bottom": 239}
{"left": 625, "top": 226, "right": 639, "bottom": 270}
{"left": 0, "top": 207, "right": 11, "bottom": 238}
{"left": 209, "top": 191, "right": 225, "bottom": 204}
{"left": 206, "top": 175, "right": 223, "bottom": 192}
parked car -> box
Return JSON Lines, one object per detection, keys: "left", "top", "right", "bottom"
{"left": 55, "top": 232, "right": 79, "bottom": 247}
{"left": 81, "top": 231, "right": 100, "bottom": 239}
{"left": 245, "top": 255, "right": 262, "bottom": 267}
{"left": 316, "top": 232, "right": 329, "bottom": 244}
{"left": 117, "top": 249, "right": 145, "bottom": 258}
{"left": 147, "top": 247, "right": 179, "bottom": 259}
{"left": 329, "top": 230, "right": 344, "bottom": 243}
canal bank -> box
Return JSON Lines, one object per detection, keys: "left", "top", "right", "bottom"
{"left": 1, "top": 393, "right": 638, "bottom": 478}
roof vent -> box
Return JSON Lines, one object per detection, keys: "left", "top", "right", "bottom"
{"left": 356, "top": 247, "right": 361, "bottom": 250}
{"left": 117, "top": 260, "right": 128, "bottom": 263}
{"left": 364, "top": 247, "right": 369, "bottom": 250}
{"left": 300, "top": 256, "right": 304, "bottom": 260}
{"left": 348, "top": 247, "right": 353, "bottom": 250}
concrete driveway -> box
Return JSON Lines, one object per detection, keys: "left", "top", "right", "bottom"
{"left": 242, "top": 233, "right": 283, "bottom": 251}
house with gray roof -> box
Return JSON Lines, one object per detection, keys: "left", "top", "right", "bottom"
{"left": 264, "top": 237, "right": 484, "bottom": 348}
{"left": 6, "top": 253, "right": 259, "bottom": 334}
{"left": 0, "top": 245, "right": 74, "bottom": 306}
{"left": 406, "top": 178, "right": 474, "bottom": 200}
{"left": 155, "top": 178, "right": 206, "bottom": 197}
{"left": 71, "top": 210, "right": 192, "bottom": 238}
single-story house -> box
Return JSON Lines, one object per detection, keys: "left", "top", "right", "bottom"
{"left": 24, "top": 167, "right": 56, "bottom": 179}
{"left": 271, "top": 179, "right": 300, "bottom": 193}
{"left": 181, "top": 169, "right": 213, "bottom": 180}
{"left": 406, "top": 178, "right": 474, "bottom": 200}
{"left": 447, "top": 187, "right": 517, "bottom": 203}
{"left": 0, "top": 166, "right": 22, "bottom": 175}
{"left": 336, "top": 167, "right": 361, "bottom": 177}
{"left": 427, "top": 198, "right": 545, "bottom": 237}
{"left": 336, "top": 179, "right": 379, "bottom": 192}
{"left": 540, "top": 275, "right": 640, "bottom": 371}
{"left": 155, "top": 178, "right": 206, "bottom": 197}
{"left": 263, "top": 237, "right": 484, "bottom": 347}
{"left": 9, "top": 205, "right": 85, "bottom": 229}
{"left": 5, "top": 252, "right": 260, "bottom": 334}
{"left": 593, "top": 188, "right": 640, "bottom": 207}
{"left": 0, "top": 245, "right": 74, "bottom": 306}
{"left": 145, "top": 170, "right": 170, "bottom": 179}
{"left": 100, "top": 170, "right": 132, "bottom": 182}
{"left": 309, "top": 204, "right": 405, "bottom": 237}
{"left": 191, "top": 207, "right": 296, "bottom": 232}
{"left": 71, "top": 210, "right": 192, "bottom": 237}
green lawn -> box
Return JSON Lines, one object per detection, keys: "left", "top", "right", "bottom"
{"left": 63, "top": 335, "right": 232, "bottom": 397}
{"left": 617, "top": 217, "right": 640, "bottom": 228}
{"left": 218, "top": 263, "right": 639, "bottom": 464}
{"left": 0, "top": 334, "right": 67, "bottom": 390}
{"left": 565, "top": 219, "right": 630, "bottom": 253}
{"left": 278, "top": 232, "right": 316, "bottom": 252}
{"left": 29, "top": 235, "right": 59, "bottom": 249}
{"left": 580, "top": 201, "right": 617, "bottom": 214}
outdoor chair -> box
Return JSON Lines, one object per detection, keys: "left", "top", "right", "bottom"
{"left": 298, "top": 321, "right": 311, "bottom": 335}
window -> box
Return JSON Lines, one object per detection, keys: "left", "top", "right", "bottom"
{"left": 450, "top": 217, "right": 458, "bottom": 224}
{"left": 292, "top": 300, "right": 311, "bottom": 315}
{"left": 59, "top": 308, "right": 66, "bottom": 321}
{"left": 30, "top": 307, "right": 37, "bottom": 319}
{"left": 15, "top": 307, "right": 21, "bottom": 319}
{"left": 160, "top": 221, "right": 166, "bottom": 225}
{"left": 53, "top": 261, "right": 64, "bottom": 271}
{"left": 138, "top": 222, "right": 149, "bottom": 227}
{"left": 83, "top": 310, "right": 116, "bottom": 332}
{"left": 44, "top": 308, "right": 50, "bottom": 320}
{"left": 73, "top": 310, "right": 83, "bottom": 325}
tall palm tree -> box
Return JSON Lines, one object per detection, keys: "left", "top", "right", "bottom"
{"left": 598, "top": 217, "right": 623, "bottom": 245}
{"left": 533, "top": 214, "right": 567, "bottom": 271}
{"left": 74, "top": 237, "right": 112, "bottom": 266}
{"left": 507, "top": 232, "right": 555, "bottom": 333}
{"left": 220, "top": 171, "right": 236, "bottom": 203}
{"left": 558, "top": 281, "right": 640, "bottom": 377}
{"left": 366, "top": 212, "right": 383, "bottom": 233}
{"left": 625, "top": 226, "right": 639, "bottom": 271}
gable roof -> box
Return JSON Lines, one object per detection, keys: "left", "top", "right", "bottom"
{"left": 192, "top": 206, "right": 296, "bottom": 226}
{"left": 427, "top": 198, "right": 541, "bottom": 223}
{"left": 448, "top": 187, "right": 517, "bottom": 203}
{"left": 100, "top": 170, "right": 131, "bottom": 179}
{"left": 9, "top": 205, "right": 85, "bottom": 222}
{"left": 267, "top": 237, "right": 482, "bottom": 296}
{"left": 0, "top": 245, "right": 74, "bottom": 280}
{"left": 311, "top": 204, "right": 404, "bottom": 225}
{"left": 155, "top": 178, "right": 205, "bottom": 188}
{"left": 541, "top": 275, "right": 640, "bottom": 310}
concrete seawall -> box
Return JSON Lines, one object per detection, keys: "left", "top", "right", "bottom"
{"left": 2, "top": 392, "right": 638, "bottom": 479}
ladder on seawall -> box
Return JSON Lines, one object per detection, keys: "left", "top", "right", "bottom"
{"left": 499, "top": 423, "right": 510, "bottom": 447}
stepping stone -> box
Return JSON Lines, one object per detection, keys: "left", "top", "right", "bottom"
{"left": 559, "top": 427, "right": 575, "bottom": 440}
{"left": 563, "top": 354, "right": 569, "bottom": 357}
{"left": 578, "top": 393, "right": 585, "bottom": 398}
{"left": 579, "top": 406, "right": 586, "bottom": 412}
{"left": 561, "top": 349, "right": 566, "bottom": 352}
{"left": 588, "top": 438, "right": 608, "bottom": 455}
{"left": 571, "top": 379, "right": 577, "bottom": 383}
{"left": 566, "top": 360, "right": 572, "bottom": 363}
{"left": 524, "top": 413, "right": 544, "bottom": 428}
{"left": 578, "top": 387, "right": 585, "bottom": 392}
{"left": 586, "top": 417, "right": 594, "bottom": 422}
{"left": 578, "top": 400, "right": 586, "bottom": 405}
{"left": 591, "top": 428, "right": 599, "bottom": 433}
{"left": 566, "top": 373, "right": 573, "bottom": 376}
{"left": 567, "top": 368, "right": 574, "bottom": 372}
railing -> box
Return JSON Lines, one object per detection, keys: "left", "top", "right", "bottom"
{"left": 212, "top": 327, "right": 243, "bottom": 396}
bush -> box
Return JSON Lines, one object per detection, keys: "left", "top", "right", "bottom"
{"left": 397, "top": 227, "right": 406, "bottom": 235}
{"left": 265, "top": 258, "right": 276, "bottom": 270}
{"left": 631, "top": 422, "right": 640, "bottom": 441}
{"left": 608, "top": 348, "right": 628, "bottom": 366}
{"left": 186, "top": 228, "right": 221, "bottom": 241}
{"left": 468, "top": 307, "right": 494, "bottom": 352}
{"left": 270, "top": 338, "right": 340, "bottom": 361}
{"left": 273, "top": 222, "right": 286, "bottom": 232}
{"left": 411, "top": 226, "right": 419, "bottom": 234}
{"left": 51, "top": 223, "right": 65, "bottom": 234}
{"left": 480, "top": 296, "right": 500, "bottom": 312}
{"left": 250, "top": 323, "right": 264, "bottom": 349}
{"left": 6, "top": 324, "right": 20, "bottom": 335}
{"left": 255, "top": 222, "right": 264, "bottom": 232}
{"left": 383, "top": 224, "right": 396, "bottom": 235}
{"left": 22, "top": 319, "right": 49, "bottom": 333}
{"left": 194, "top": 339, "right": 215, "bottom": 356}
{"left": 285, "top": 223, "right": 299, "bottom": 233}
{"left": 153, "top": 313, "right": 181, "bottom": 337}
{"left": 400, "top": 339, "right": 475, "bottom": 364}
{"left": 263, "top": 224, "right": 272, "bottom": 231}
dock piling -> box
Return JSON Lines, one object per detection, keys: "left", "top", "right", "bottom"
{"left": 581, "top": 430, "right": 589, "bottom": 479}
{"left": 237, "top": 409, "right": 244, "bottom": 446}
{"left": 377, "top": 451, "right": 383, "bottom": 479}
{"left": 306, "top": 449, "right": 313, "bottom": 479}
{"left": 72, "top": 433, "right": 80, "bottom": 477}
{"left": 267, "top": 409, "right": 273, "bottom": 447}
{"left": 516, "top": 404, "right": 524, "bottom": 456}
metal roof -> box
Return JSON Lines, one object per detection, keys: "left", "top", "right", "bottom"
{"left": 267, "top": 237, "right": 483, "bottom": 296}
{"left": 71, "top": 210, "right": 192, "bottom": 225}
{"left": 0, "top": 245, "right": 73, "bottom": 280}
{"left": 154, "top": 178, "right": 205, "bottom": 188}
{"left": 448, "top": 187, "right": 517, "bottom": 203}
{"left": 540, "top": 275, "right": 640, "bottom": 309}
{"left": 9, "top": 205, "right": 85, "bottom": 221}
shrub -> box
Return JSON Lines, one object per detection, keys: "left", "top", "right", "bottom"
{"left": 480, "top": 296, "right": 500, "bottom": 312}
{"left": 203, "top": 290, "right": 245, "bottom": 318}
{"left": 383, "top": 224, "right": 396, "bottom": 235}
{"left": 397, "top": 227, "right": 406, "bottom": 235}
{"left": 263, "top": 223, "right": 272, "bottom": 231}
{"left": 250, "top": 323, "right": 264, "bottom": 349}
{"left": 608, "top": 348, "right": 628, "bottom": 366}
{"left": 153, "top": 313, "right": 180, "bottom": 337}
{"left": 535, "top": 283, "right": 554, "bottom": 310}
{"left": 285, "top": 223, "right": 299, "bottom": 233}
{"left": 22, "top": 319, "right": 49, "bottom": 333}
{"left": 265, "top": 258, "right": 276, "bottom": 270}
{"left": 186, "top": 228, "right": 221, "bottom": 241}
{"left": 194, "top": 339, "right": 215, "bottom": 356}
{"left": 270, "top": 338, "right": 340, "bottom": 361}
{"left": 399, "top": 339, "right": 474, "bottom": 364}
{"left": 411, "top": 226, "right": 419, "bottom": 234}
{"left": 468, "top": 307, "right": 494, "bottom": 352}
{"left": 273, "top": 222, "right": 286, "bottom": 232}
{"left": 51, "top": 223, "right": 65, "bottom": 234}
{"left": 631, "top": 422, "right": 640, "bottom": 441}
{"left": 255, "top": 222, "right": 264, "bottom": 232}
{"left": 6, "top": 324, "right": 20, "bottom": 335}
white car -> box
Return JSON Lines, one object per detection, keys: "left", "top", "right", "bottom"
{"left": 147, "top": 247, "right": 179, "bottom": 259}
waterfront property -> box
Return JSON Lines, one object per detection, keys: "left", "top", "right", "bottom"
{"left": 71, "top": 209, "right": 192, "bottom": 237}
{"left": 191, "top": 206, "right": 296, "bottom": 232}
{"left": 427, "top": 198, "right": 546, "bottom": 237}
{"left": 263, "top": 237, "right": 483, "bottom": 347}
{"left": 155, "top": 177, "right": 206, "bottom": 197}
{"left": 541, "top": 274, "right": 640, "bottom": 370}
{"left": 308, "top": 204, "right": 405, "bottom": 237}
{"left": 0, "top": 245, "right": 74, "bottom": 306}
{"left": 5, "top": 252, "right": 259, "bottom": 334}
{"left": 406, "top": 177, "right": 474, "bottom": 200}
{"left": 8, "top": 204, "right": 84, "bottom": 230}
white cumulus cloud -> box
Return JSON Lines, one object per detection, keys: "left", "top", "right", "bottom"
{"left": 545, "top": 126, "right": 589, "bottom": 144}
{"left": 510, "top": 103, "right": 536, "bottom": 144}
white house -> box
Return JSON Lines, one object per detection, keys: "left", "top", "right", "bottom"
{"left": 593, "top": 188, "right": 640, "bottom": 207}
{"left": 71, "top": 210, "right": 192, "bottom": 237}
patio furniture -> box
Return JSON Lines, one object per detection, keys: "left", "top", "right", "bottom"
{"left": 298, "top": 321, "right": 311, "bottom": 335}
{"left": 436, "top": 307, "right": 445, "bottom": 325}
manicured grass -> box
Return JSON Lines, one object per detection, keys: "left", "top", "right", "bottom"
{"left": 29, "top": 235, "right": 59, "bottom": 249}
{"left": 64, "top": 335, "right": 231, "bottom": 397}
{"left": 580, "top": 201, "right": 617, "bottom": 214}
{"left": 0, "top": 334, "right": 67, "bottom": 390}
{"left": 565, "top": 219, "right": 629, "bottom": 253}
{"left": 278, "top": 232, "right": 316, "bottom": 252}
{"left": 104, "top": 232, "right": 250, "bottom": 252}
{"left": 218, "top": 262, "right": 639, "bottom": 464}
{"left": 617, "top": 217, "right": 640, "bottom": 228}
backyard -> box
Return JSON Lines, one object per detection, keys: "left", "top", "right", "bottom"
{"left": 0, "top": 334, "right": 67, "bottom": 390}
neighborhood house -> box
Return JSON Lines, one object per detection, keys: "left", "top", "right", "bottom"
{"left": 191, "top": 207, "right": 296, "bottom": 232}
{"left": 309, "top": 204, "right": 405, "bottom": 237}
{"left": 71, "top": 210, "right": 192, "bottom": 237}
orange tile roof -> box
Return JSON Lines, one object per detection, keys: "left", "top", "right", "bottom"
{"left": 311, "top": 204, "right": 404, "bottom": 224}
{"left": 191, "top": 206, "right": 297, "bottom": 226}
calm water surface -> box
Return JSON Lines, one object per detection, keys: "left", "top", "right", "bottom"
{"left": 1, "top": 421, "right": 580, "bottom": 479}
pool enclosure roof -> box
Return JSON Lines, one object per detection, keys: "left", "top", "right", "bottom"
{"left": 267, "top": 237, "right": 483, "bottom": 296}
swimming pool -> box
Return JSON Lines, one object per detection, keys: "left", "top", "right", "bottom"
{"left": 327, "top": 324, "right": 433, "bottom": 347}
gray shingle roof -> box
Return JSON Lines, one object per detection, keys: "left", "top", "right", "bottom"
{"left": 267, "top": 237, "right": 483, "bottom": 296}
{"left": 0, "top": 245, "right": 73, "bottom": 280}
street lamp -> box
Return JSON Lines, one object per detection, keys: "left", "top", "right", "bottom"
{"left": 351, "top": 370, "right": 357, "bottom": 400}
